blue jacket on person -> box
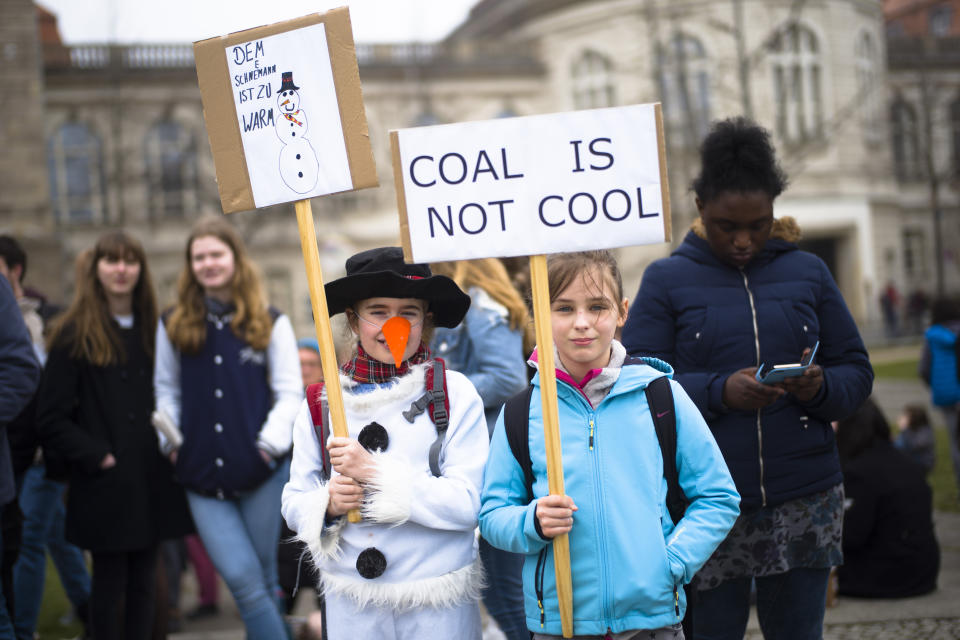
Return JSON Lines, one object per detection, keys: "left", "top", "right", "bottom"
{"left": 622, "top": 219, "right": 874, "bottom": 509}
{"left": 923, "top": 324, "right": 960, "bottom": 406}
{"left": 479, "top": 354, "right": 739, "bottom": 636}
{"left": 432, "top": 286, "right": 528, "bottom": 435}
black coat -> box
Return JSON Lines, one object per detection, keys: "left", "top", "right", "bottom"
{"left": 36, "top": 320, "right": 192, "bottom": 552}
{"left": 838, "top": 441, "right": 939, "bottom": 598}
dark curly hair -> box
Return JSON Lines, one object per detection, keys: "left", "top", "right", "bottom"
{"left": 692, "top": 117, "right": 789, "bottom": 204}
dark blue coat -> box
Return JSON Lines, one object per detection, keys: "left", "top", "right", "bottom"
{"left": 0, "top": 276, "right": 40, "bottom": 506}
{"left": 622, "top": 222, "right": 874, "bottom": 508}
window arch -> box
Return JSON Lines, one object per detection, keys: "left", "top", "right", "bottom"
{"left": 47, "top": 122, "right": 106, "bottom": 224}
{"left": 145, "top": 120, "right": 197, "bottom": 219}
{"left": 855, "top": 31, "right": 882, "bottom": 137}
{"left": 571, "top": 50, "right": 615, "bottom": 109}
{"left": 770, "top": 23, "right": 823, "bottom": 143}
{"left": 890, "top": 97, "right": 922, "bottom": 182}
{"left": 658, "top": 32, "right": 711, "bottom": 148}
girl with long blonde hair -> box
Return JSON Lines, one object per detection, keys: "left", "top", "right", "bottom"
{"left": 154, "top": 217, "right": 301, "bottom": 639}
{"left": 37, "top": 231, "right": 192, "bottom": 639}
{"left": 430, "top": 257, "right": 531, "bottom": 640}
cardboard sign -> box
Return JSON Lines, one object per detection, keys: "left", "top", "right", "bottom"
{"left": 392, "top": 103, "right": 670, "bottom": 263}
{"left": 195, "top": 8, "right": 377, "bottom": 213}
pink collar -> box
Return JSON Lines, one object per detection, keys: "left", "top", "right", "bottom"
{"left": 529, "top": 348, "right": 603, "bottom": 406}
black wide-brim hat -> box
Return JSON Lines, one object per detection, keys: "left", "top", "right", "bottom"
{"left": 324, "top": 247, "right": 470, "bottom": 328}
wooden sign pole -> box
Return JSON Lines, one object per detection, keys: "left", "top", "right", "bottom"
{"left": 528, "top": 254, "right": 573, "bottom": 638}
{"left": 295, "top": 199, "right": 361, "bottom": 523}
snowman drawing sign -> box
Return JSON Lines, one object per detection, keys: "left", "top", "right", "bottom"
{"left": 275, "top": 72, "right": 320, "bottom": 193}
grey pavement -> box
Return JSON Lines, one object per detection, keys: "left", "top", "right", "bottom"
{"left": 169, "top": 342, "right": 960, "bottom": 639}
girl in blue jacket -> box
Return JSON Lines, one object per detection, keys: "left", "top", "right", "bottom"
{"left": 480, "top": 250, "right": 740, "bottom": 639}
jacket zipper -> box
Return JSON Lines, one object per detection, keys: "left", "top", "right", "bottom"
{"left": 740, "top": 270, "right": 767, "bottom": 506}
{"left": 589, "top": 409, "right": 614, "bottom": 624}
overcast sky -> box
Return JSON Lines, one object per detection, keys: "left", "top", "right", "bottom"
{"left": 36, "top": 0, "right": 479, "bottom": 44}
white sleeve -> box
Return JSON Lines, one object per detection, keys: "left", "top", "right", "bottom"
{"left": 257, "top": 314, "right": 303, "bottom": 457}
{"left": 281, "top": 400, "right": 345, "bottom": 563}
{"left": 153, "top": 320, "right": 181, "bottom": 452}
{"left": 362, "top": 371, "right": 489, "bottom": 532}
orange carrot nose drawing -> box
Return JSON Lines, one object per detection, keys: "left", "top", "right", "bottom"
{"left": 281, "top": 99, "right": 291, "bottom": 106}
{"left": 381, "top": 316, "right": 411, "bottom": 367}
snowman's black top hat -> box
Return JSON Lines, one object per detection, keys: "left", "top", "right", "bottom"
{"left": 277, "top": 72, "right": 300, "bottom": 93}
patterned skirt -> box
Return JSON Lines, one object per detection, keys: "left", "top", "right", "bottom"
{"left": 696, "top": 483, "right": 844, "bottom": 591}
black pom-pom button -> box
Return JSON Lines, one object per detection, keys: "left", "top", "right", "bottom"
{"left": 358, "top": 422, "right": 389, "bottom": 452}
{"left": 356, "top": 547, "right": 387, "bottom": 579}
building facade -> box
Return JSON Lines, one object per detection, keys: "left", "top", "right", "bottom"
{"left": 1, "top": 0, "right": 955, "bottom": 340}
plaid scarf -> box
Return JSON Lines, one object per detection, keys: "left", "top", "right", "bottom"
{"left": 341, "top": 342, "right": 432, "bottom": 384}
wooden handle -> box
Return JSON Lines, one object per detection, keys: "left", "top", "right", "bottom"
{"left": 528, "top": 254, "right": 574, "bottom": 638}
{"left": 295, "top": 200, "right": 361, "bottom": 523}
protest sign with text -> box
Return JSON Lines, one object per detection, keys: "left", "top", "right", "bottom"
{"left": 195, "top": 8, "right": 377, "bottom": 213}
{"left": 392, "top": 103, "right": 670, "bottom": 263}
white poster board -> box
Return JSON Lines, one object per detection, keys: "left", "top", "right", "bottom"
{"left": 392, "top": 103, "right": 671, "bottom": 263}
{"left": 225, "top": 22, "right": 353, "bottom": 207}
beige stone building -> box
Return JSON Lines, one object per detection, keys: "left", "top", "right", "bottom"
{"left": 1, "top": 0, "right": 956, "bottom": 339}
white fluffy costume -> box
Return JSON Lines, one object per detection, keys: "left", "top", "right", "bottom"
{"left": 281, "top": 362, "right": 488, "bottom": 640}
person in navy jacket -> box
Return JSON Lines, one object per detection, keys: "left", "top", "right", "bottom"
{"left": 155, "top": 218, "right": 301, "bottom": 639}
{"left": 622, "top": 118, "right": 873, "bottom": 640}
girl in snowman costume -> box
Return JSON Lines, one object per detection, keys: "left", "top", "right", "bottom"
{"left": 281, "top": 247, "right": 488, "bottom": 640}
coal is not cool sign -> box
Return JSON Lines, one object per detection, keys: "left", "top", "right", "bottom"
{"left": 392, "top": 103, "right": 671, "bottom": 262}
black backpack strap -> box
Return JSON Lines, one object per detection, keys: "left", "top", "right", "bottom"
{"left": 427, "top": 359, "right": 449, "bottom": 478}
{"left": 504, "top": 385, "right": 536, "bottom": 503}
{"left": 645, "top": 375, "right": 688, "bottom": 525}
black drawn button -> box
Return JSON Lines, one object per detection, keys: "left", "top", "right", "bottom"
{"left": 356, "top": 547, "right": 386, "bottom": 579}
{"left": 358, "top": 422, "right": 389, "bottom": 452}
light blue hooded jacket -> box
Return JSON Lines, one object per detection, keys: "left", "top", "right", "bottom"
{"left": 479, "top": 354, "right": 740, "bottom": 636}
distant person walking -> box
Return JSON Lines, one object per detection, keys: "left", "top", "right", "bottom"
{"left": 155, "top": 217, "right": 301, "bottom": 639}
{"left": 919, "top": 296, "right": 960, "bottom": 499}
{"left": 36, "top": 232, "right": 191, "bottom": 639}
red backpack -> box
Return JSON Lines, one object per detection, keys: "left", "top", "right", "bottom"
{"left": 306, "top": 359, "right": 450, "bottom": 479}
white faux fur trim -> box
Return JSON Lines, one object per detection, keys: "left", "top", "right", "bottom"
{"left": 337, "top": 363, "right": 430, "bottom": 417}
{"left": 362, "top": 451, "right": 414, "bottom": 525}
{"left": 294, "top": 485, "right": 347, "bottom": 564}
{"left": 321, "top": 557, "right": 484, "bottom": 611}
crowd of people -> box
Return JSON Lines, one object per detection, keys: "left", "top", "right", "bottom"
{"left": 0, "top": 117, "right": 954, "bottom": 640}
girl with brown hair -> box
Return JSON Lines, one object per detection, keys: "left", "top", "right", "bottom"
{"left": 37, "top": 231, "right": 192, "bottom": 639}
{"left": 154, "top": 217, "right": 301, "bottom": 639}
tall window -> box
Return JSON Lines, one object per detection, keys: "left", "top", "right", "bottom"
{"left": 890, "top": 97, "right": 922, "bottom": 182}
{"left": 145, "top": 121, "right": 196, "bottom": 219}
{"left": 929, "top": 4, "right": 953, "bottom": 37}
{"left": 770, "top": 23, "right": 823, "bottom": 143}
{"left": 572, "top": 50, "right": 615, "bottom": 109}
{"left": 658, "top": 33, "right": 711, "bottom": 148}
{"left": 47, "top": 123, "right": 106, "bottom": 224}
{"left": 855, "top": 32, "right": 882, "bottom": 138}
{"left": 902, "top": 228, "right": 928, "bottom": 279}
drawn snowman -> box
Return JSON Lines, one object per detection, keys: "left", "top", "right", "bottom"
{"left": 274, "top": 71, "right": 319, "bottom": 194}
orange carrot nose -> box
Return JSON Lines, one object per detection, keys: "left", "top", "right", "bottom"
{"left": 381, "top": 316, "right": 411, "bottom": 367}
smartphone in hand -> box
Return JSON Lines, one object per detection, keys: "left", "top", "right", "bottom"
{"left": 756, "top": 341, "right": 820, "bottom": 385}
